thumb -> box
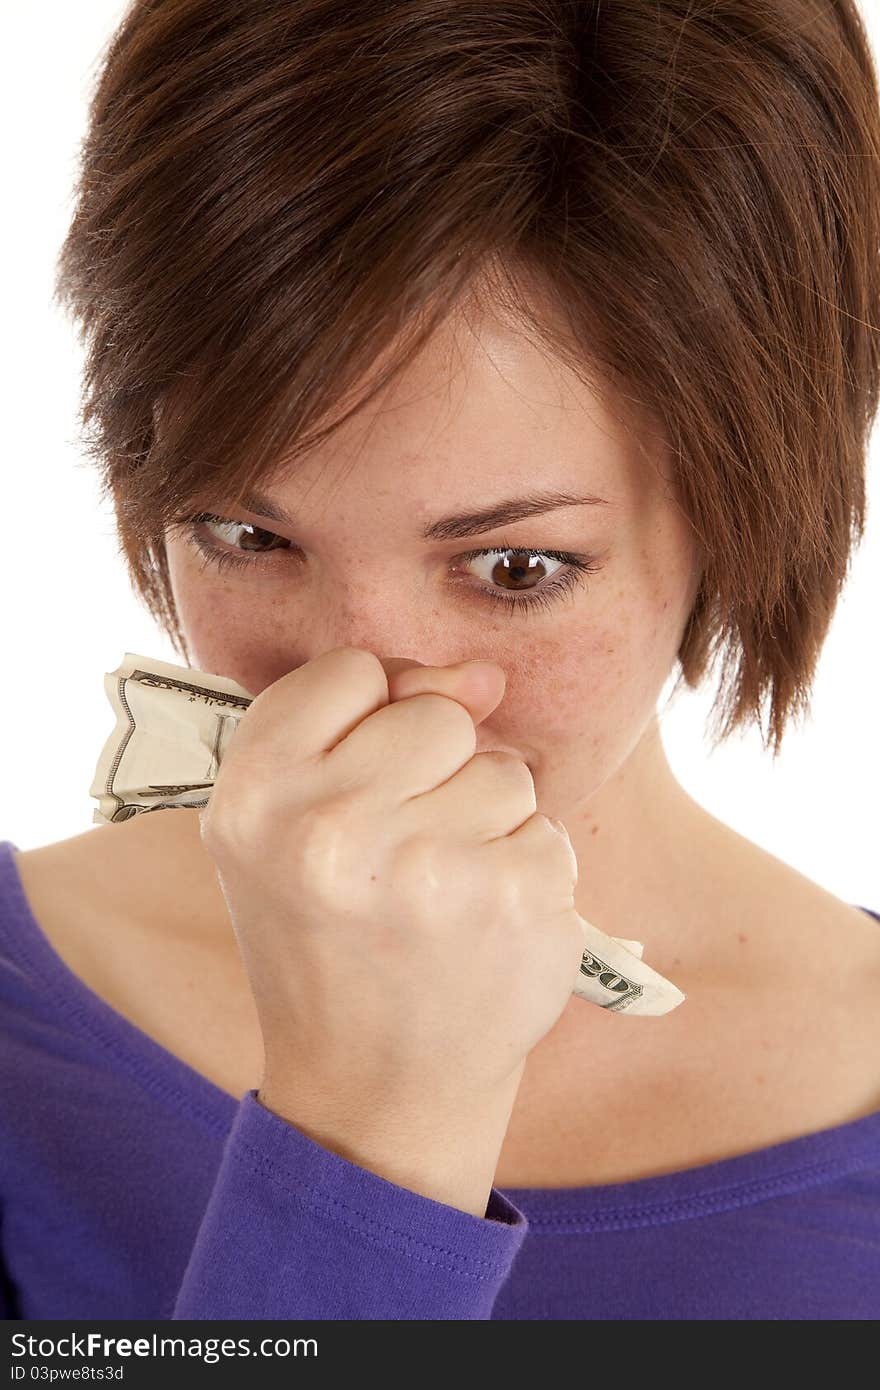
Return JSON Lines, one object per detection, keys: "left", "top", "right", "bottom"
{"left": 379, "top": 655, "right": 506, "bottom": 729}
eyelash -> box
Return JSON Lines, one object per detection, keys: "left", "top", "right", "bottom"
{"left": 180, "top": 511, "right": 602, "bottom": 616}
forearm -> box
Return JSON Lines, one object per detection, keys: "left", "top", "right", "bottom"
{"left": 257, "top": 1067, "right": 523, "bottom": 1218}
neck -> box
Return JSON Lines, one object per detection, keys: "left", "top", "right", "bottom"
{"left": 562, "top": 716, "right": 721, "bottom": 984}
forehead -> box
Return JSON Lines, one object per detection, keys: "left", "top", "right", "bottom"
{"left": 263, "top": 293, "right": 673, "bottom": 515}
{"left": 156, "top": 269, "right": 676, "bottom": 523}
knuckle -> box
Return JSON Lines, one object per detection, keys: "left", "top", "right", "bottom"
{"left": 199, "top": 776, "right": 264, "bottom": 856}
{"left": 390, "top": 831, "right": 439, "bottom": 884}
{"left": 390, "top": 834, "right": 456, "bottom": 916}
{"left": 489, "top": 861, "right": 528, "bottom": 916}
{"left": 524, "top": 810, "right": 561, "bottom": 850}
{"left": 528, "top": 812, "right": 578, "bottom": 878}
{"left": 478, "top": 750, "right": 536, "bottom": 808}
{"left": 291, "top": 791, "right": 367, "bottom": 903}
{"left": 416, "top": 692, "right": 476, "bottom": 747}
{"left": 330, "top": 645, "right": 386, "bottom": 684}
{"left": 200, "top": 767, "right": 303, "bottom": 859}
{"left": 294, "top": 790, "right": 359, "bottom": 863}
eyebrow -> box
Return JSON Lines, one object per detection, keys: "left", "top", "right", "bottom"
{"left": 232, "top": 487, "right": 610, "bottom": 541}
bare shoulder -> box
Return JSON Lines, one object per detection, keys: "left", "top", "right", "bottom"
{"left": 13, "top": 821, "right": 144, "bottom": 975}
{"left": 685, "top": 801, "right": 880, "bottom": 956}
{"left": 13, "top": 809, "right": 219, "bottom": 933}
{"left": 696, "top": 815, "right": 880, "bottom": 1117}
{"left": 723, "top": 818, "right": 880, "bottom": 966}
{"left": 785, "top": 875, "right": 880, "bottom": 1078}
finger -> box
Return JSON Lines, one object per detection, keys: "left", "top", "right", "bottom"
{"left": 318, "top": 656, "right": 508, "bottom": 801}
{"left": 322, "top": 688, "right": 480, "bottom": 801}
{"left": 488, "top": 811, "right": 580, "bottom": 908}
{"left": 228, "top": 646, "right": 390, "bottom": 766}
{"left": 384, "top": 657, "right": 506, "bottom": 729}
{"left": 402, "top": 748, "right": 536, "bottom": 842}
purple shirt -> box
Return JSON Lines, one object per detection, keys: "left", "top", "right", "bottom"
{"left": 1, "top": 837, "right": 878, "bottom": 1320}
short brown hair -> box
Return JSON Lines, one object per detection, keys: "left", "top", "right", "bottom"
{"left": 53, "top": 0, "right": 880, "bottom": 757}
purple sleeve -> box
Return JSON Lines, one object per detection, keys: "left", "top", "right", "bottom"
{"left": 171, "top": 1089, "right": 528, "bottom": 1320}
{"left": 0, "top": 1213, "right": 16, "bottom": 1319}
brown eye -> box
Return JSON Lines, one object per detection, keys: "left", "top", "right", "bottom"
{"left": 454, "top": 548, "right": 563, "bottom": 593}
{"left": 451, "top": 545, "right": 602, "bottom": 616}
{"left": 195, "top": 513, "right": 290, "bottom": 555}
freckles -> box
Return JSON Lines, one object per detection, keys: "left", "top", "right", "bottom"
{"left": 575, "top": 625, "right": 630, "bottom": 694}
{"left": 175, "top": 576, "right": 280, "bottom": 682}
{"left": 493, "top": 631, "right": 567, "bottom": 684}
{"left": 189, "top": 598, "right": 253, "bottom": 650}
{"left": 490, "top": 634, "right": 589, "bottom": 741}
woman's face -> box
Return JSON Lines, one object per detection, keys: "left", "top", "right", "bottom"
{"left": 162, "top": 294, "right": 703, "bottom": 826}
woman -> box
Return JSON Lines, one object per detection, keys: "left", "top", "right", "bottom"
{"left": 2, "top": 0, "right": 879, "bottom": 1320}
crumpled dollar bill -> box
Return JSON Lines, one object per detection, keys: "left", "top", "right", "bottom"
{"left": 89, "top": 653, "right": 686, "bottom": 1017}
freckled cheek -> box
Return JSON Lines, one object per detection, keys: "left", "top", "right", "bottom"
{"left": 486, "top": 600, "right": 677, "bottom": 751}
{"left": 476, "top": 635, "right": 606, "bottom": 749}
{"left": 167, "top": 561, "right": 278, "bottom": 683}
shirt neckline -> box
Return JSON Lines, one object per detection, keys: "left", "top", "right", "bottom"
{"left": 2, "top": 837, "right": 879, "bottom": 1230}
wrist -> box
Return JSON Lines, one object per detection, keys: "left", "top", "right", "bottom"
{"left": 256, "top": 1072, "right": 522, "bottom": 1218}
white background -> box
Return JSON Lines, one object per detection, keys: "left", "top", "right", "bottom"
{"left": 2, "top": 2, "right": 879, "bottom": 915}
